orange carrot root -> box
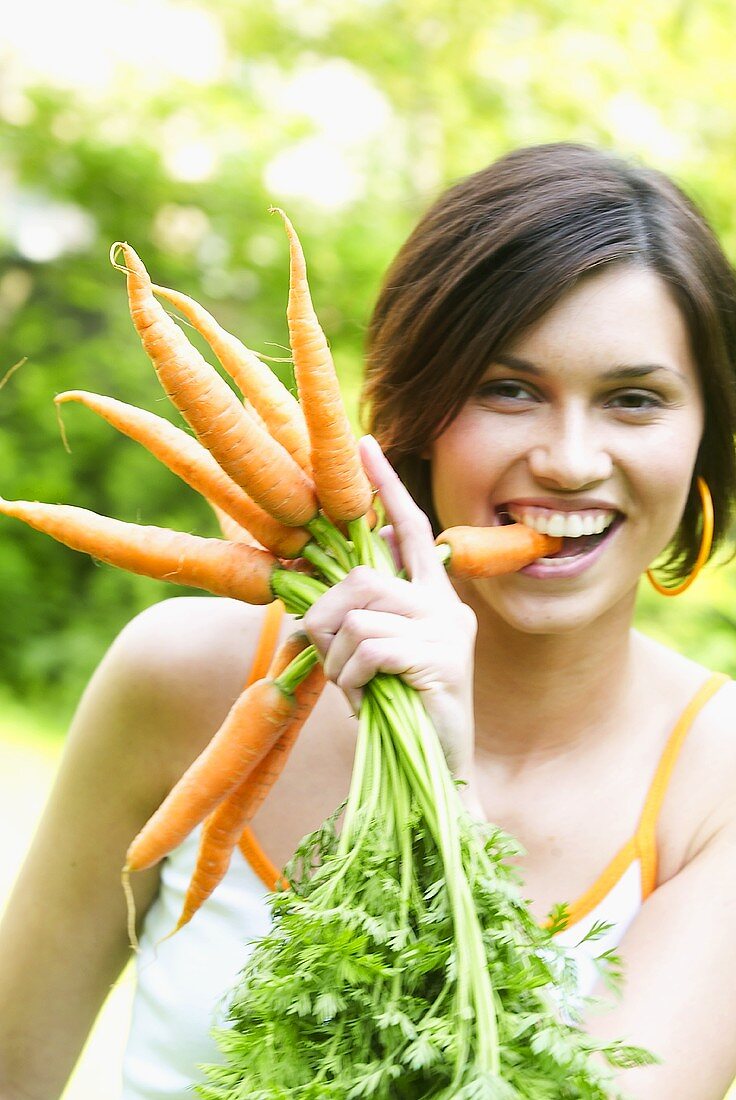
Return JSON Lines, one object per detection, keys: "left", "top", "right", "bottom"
{"left": 272, "top": 208, "right": 373, "bottom": 525}
{"left": 210, "top": 502, "right": 264, "bottom": 547}
{"left": 0, "top": 496, "right": 278, "bottom": 604}
{"left": 55, "top": 389, "right": 309, "bottom": 558}
{"left": 111, "top": 241, "right": 318, "bottom": 527}
{"left": 125, "top": 678, "right": 296, "bottom": 873}
{"left": 171, "top": 660, "right": 326, "bottom": 933}
{"left": 150, "top": 282, "right": 313, "bottom": 477}
{"left": 437, "top": 524, "right": 563, "bottom": 578}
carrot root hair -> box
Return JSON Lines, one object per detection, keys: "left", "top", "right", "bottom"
{"left": 122, "top": 865, "right": 140, "bottom": 954}
{"left": 0, "top": 357, "right": 28, "bottom": 392}
{"left": 54, "top": 397, "right": 72, "bottom": 455}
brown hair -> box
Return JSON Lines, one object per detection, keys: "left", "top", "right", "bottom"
{"left": 360, "top": 142, "right": 736, "bottom": 581}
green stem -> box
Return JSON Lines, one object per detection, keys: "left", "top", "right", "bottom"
{"left": 301, "top": 541, "right": 347, "bottom": 585}
{"left": 322, "top": 721, "right": 383, "bottom": 903}
{"left": 296, "top": 509, "right": 501, "bottom": 1076}
{"left": 436, "top": 541, "right": 452, "bottom": 568}
{"left": 307, "top": 514, "right": 354, "bottom": 572}
{"left": 273, "top": 645, "right": 319, "bottom": 694}
{"left": 337, "top": 702, "right": 373, "bottom": 858}
{"left": 271, "top": 568, "right": 328, "bottom": 614}
{"left": 348, "top": 515, "right": 387, "bottom": 572}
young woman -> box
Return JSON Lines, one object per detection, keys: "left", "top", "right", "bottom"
{"left": 1, "top": 142, "right": 736, "bottom": 1100}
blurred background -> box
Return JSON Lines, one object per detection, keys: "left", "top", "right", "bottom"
{"left": 1, "top": 1, "right": 735, "bottom": 1096}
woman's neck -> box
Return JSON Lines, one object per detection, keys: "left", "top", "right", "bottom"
{"left": 458, "top": 581, "right": 642, "bottom": 778}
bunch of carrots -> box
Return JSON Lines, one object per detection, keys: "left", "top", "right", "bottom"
{"left": 0, "top": 211, "right": 654, "bottom": 1097}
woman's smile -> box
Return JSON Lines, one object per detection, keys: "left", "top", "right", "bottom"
{"left": 492, "top": 502, "right": 627, "bottom": 578}
{"left": 517, "top": 512, "right": 626, "bottom": 579}
{"left": 428, "top": 264, "right": 704, "bottom": 622}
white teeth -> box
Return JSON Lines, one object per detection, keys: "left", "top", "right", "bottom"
{"left": 508, "top": 509, "right": 616, "bottom": 537}
{"left": 546, "top": 513, "right": 567, "bottom": 537}
{"left": 562, "top": 514, "right": 585, "bottom": 538}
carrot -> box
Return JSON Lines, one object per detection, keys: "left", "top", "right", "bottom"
{"left": 210, "top": 501, "right": 263, "bottom": 546}
{"left": 125, "top": 677, "right": 296, "bottom": 876}
{"left": 54, "top": 389, "right": 309, "bottom": 559}
{"left": 235, "top": 662, "right": 325, "bottom": 826}
{"left": 238, "top": 599, "right": 288, "bottom": 692}
{"left": 436, "top": 524, "right": 563, "bottom": 578}
{"left": 110, "top": 242, "right": 318, "bottom": 527}
{"left": 151, "top": 281, "right": 313, "bottom": 477}
{"left": 242, "top": 395, "right": 270, "bottom": 435}
{"left": 0, "top": 496, "right": 277, "bottom": 604}
{"left": 272, "top": 208, "right": 373, "bottom": 525}
{"left": 169, "top": 634, "right": 325, "bottom": 933}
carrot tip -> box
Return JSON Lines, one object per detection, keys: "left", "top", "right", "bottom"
{"left": 109, "top": 240, "right": 126, "bottom": 270}
{"left": 109, "top": 240, "right": 136, "bottom": 278}
{"left": 153, "top": 921, "right": 185, "bottom": 949}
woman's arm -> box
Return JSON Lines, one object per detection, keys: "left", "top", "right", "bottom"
{"left": 0, "top": 596, "right": 268, "bottom": 1100}
{"left": 581, "top": 681, "right": 736, "bottom": 1100}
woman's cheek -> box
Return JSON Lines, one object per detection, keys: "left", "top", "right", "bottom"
{"left": 428, "top": 416, "right": 504, "bottom": 530}
{"left": 624, "top": 435, "right": 698, "bottom": 563}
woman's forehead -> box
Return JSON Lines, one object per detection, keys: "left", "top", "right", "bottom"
{"left": 499, "top": 266, "right": 697, "bottom": 385}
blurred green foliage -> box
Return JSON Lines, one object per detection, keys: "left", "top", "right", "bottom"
{"left": 1, "top": 0, "right": 735, "bottom": 722}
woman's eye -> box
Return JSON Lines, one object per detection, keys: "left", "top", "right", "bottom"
{"left": 476, "top": 381, "right": 532, "bottom": 401}
{"left": 609, "top": 391, "right": 663, "bottom": 411}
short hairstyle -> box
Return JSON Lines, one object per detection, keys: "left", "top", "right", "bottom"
{"left": 360, "top": 142, "right": 736, "bottom": 581}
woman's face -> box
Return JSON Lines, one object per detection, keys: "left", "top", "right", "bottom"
{"left": 428, "top": 264, "right": 706, "bottom": 633}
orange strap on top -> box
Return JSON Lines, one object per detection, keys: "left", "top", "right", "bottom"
{"left": 238, "top": 598, "right": 290, "bottom": 891}
{"left": 638, "top": 670, "right": 731, "bottom": 897}
{"left": 242, "top": 598, "right": 286, "bottom": 688}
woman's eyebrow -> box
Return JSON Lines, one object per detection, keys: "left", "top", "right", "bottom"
{"left": 493, "top": 353, "right": 689, "bottom": 384}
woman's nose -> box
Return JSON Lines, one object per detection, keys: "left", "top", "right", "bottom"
{"left": 526, "top": 407, "right": 613, "bottom": 489}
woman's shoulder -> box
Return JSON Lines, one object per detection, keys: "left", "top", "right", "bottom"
{"left": 109, "top": 596, "right": 357, "bottom": 852}
{"left": 632, "top": 627, "right": 734, "bottom": 710}
{"left": 633, "top": 630, "right": 736, "bottom": 873}
{"left": 113, "top": 593, "right": 278, "bottom": 675}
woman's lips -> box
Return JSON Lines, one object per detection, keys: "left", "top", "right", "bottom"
{"left": 519, "top": 513, "right": 626, "bottom": 578}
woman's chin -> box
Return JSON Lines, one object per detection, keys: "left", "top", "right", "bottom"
{"left": 470, "top": 576, "right": 638, "bottom": 637}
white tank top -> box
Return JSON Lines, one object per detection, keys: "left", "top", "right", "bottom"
{"left": 119, "top": 665, "right": 730, "bottom": 1097}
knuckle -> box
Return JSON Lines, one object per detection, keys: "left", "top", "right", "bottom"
{"left": 457, "top": 602, "right": 478, "bottom": 635}
{"left": 356, "top": 637, "right": 382, "bottom": 666}
{"left": 402, "top": 506, "right": 432, "bottom": 534}
{"left": 347, "top": 564, "right": 376, "bottom": 595}
{"left": 301, "top": 605, "right": 317, "bottom": 632}
{"left": 335, "top": 668, "right": 349, "bottom": 690}
{"left": 415, "top": 511, "right": 434, "bottom": 538}
{"left": 301, "top": 606, "right": 323, "bottom": 642}
{"left": 342, "top": 608, "right": 364, "bottom": 638}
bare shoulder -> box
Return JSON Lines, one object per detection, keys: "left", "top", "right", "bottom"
{"left": 112, "top": 595, "right": 359, "bottom": 867}
{"left": 105, "top": 596, "right": 287, "bottom": 783}
{"left": 634, "top": 630, "right": 736, "bottom": 875}
{"left": 679, "top": 670, "right": 736, "bottom": 854}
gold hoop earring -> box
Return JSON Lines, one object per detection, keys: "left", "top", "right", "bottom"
{"left": 646, "top": 476, "right": 714, "bottom": 596}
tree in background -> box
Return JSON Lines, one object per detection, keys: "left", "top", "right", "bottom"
{"left": 1, "top": 0, "right": 735, "bottom": 718}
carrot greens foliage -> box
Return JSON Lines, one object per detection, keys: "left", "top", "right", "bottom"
{"left": 196, "top": 516, "right": 657, "bottom": 1100}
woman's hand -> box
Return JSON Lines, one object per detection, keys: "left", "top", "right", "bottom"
{"left": 302, "top": 435, "right": 479, "bottom": 785}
